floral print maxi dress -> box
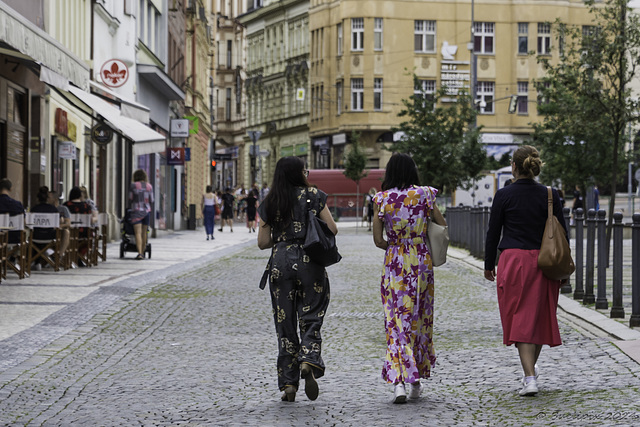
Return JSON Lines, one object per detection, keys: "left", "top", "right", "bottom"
{"left": 374, "top": 185, "right": 438, "bottom": 385}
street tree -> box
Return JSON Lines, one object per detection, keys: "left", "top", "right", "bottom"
{"left": 343, "top": 131, "right": 368, "bottom": 224}
{"left": 534, "top": 0, "right": 640, "bottom": 234}
{"left": 391, "top": 74, "right": 487, "bottom": 195}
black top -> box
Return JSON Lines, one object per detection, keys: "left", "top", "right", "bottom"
{"left": 484, "top": 179, "right": 568, "bottom": 271}
{"left": 30, "top": 203, "right": 60, "bottom": 240}
{"left": 258, "top": 187, "right": 327, "bottom": 244}
{"left": 221, "top": 193, "right": 235, "bottom": 211}
{"left": 0, "top": 194, "right": 25, "bottom": 243}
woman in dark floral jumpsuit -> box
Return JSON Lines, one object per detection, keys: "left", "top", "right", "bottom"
{"left": 257, "top": 156, "right": 338, "bottom": 403}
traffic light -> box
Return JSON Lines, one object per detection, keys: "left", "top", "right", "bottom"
{"left": 508, "top": 95, "right": 519, "bottom": 114}
{"left": 211, "top": 159, "right": 217, "bottom": 171}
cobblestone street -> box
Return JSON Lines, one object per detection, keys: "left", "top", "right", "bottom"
{"left": 1, "top": 228, "right": 639, "bottom": 426}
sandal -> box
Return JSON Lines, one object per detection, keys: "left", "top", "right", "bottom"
{"left": 135, "top": 254, "right": 144, "bottom": 260}
{"left": 281, "top": 385, "right": 296, "bottom": 402}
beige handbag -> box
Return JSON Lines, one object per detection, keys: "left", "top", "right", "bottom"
{"left": 426, "top": 216, "right": 449, "bottom": 267}
{"left": 538, "top": 187, "right": 575, "bottom": 280}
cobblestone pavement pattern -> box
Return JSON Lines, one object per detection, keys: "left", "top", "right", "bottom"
{"left": 0, "top": 229, "right": 639, "bottom": 426}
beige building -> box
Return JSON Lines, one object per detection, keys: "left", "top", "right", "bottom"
{"left": 239, "top": 0, "right": 310, "bottom": 188}
{"left": 308, "top": 0, "right": 592, "bottom": 168}
{"left": 213, "top": 0, "right": 248, "bottom": 191}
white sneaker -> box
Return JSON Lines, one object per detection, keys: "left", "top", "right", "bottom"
{"left": 393, "top": 383, "right": 407, "bottom": 404}
{"left": 521, "top": 364, "right": 540, "bottom": 383}
{"left": 408, "top": 382, "right": 423, "bottom": 399}
{"left": 519, "top": 378, "right": 538, "bottom": 396}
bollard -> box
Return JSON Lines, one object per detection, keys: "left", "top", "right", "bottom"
{"left": 610, "top": 212, "right": 624, "bottom": 318}
{"left": 583, "top": 209, "right": 596, "bottom": 305}
{"left": 630, "top": 214, "right": 640, "bottom": 328}
{"left": 561, "top": 207, "right": 572, "bottom": 294}
{"left": 573, "top": 208, "right": 585, "bottom": 300}
{"left": 595, "top": 210, "right": 608, "bottom": 310}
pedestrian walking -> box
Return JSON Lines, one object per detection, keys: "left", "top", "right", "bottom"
{"left": 129, "top": 170, "right": 154, "bottom": 260}
{"left": 257, "top": 156, "right": 338, "bottom": 403}
{"left": 245, "top": 189, "right": 258, "bottom": 232}
{"left": 372, "top": 153, "right": 446, "bottom": 404}
{"left": 219, "top": 188, "right": 235, "bottom": 232}
{"left": 201, "top": 185, "right": 218, "bottom": 240}
{"left": 571, "top": 185, "right": 583, "bottom": 225}
{"left": 484, "top": 145, "right": 568, "bottom": 397}
{"left": 364, "top": 187, "right": 376, "bottom": 231}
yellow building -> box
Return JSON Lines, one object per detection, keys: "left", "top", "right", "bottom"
{"left": 309, "top": 0, "right": 592, "bottom": 167}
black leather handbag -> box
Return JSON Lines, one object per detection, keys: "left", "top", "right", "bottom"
{"left": 303, "top": 195, "right": 342, "bottom": 267}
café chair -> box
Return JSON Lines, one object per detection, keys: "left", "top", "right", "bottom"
{"left": 4, "top": 214, "right": 28, "bottom": 279}
{"left": 70, "top": 213, "right": 95, "bottom": 267}
{"left": 93, "top": 213, "right": 109, "bottom": 264}
{"left": 26, "top": 212, "right": 62, "bottom": 273}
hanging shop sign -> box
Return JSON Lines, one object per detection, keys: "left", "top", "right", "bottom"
{"left": 166, "top": 147, "right": 185, "bottom": 165}
{"left": 100, "top": 59, "right": 129, "bottom": 88}
{"left": 91, "top": 124, "right": 113, "bottom": 145}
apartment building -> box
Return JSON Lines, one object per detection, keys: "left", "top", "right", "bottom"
{"left": 308, "top": 0, "right": 592, "bottom": 169}
{"left": 213, "top": 0, "right": 247, "bottom": 191}
{"left": 239, "top": 0, "right": 310, "bottom": 188}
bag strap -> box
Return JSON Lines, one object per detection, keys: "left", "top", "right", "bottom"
{"left": 546, "top": 186, "right": 553, "bottom": 220}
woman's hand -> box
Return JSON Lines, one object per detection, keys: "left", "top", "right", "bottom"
{"left": 484, "top": 269, "right": 496, "bottom": 281}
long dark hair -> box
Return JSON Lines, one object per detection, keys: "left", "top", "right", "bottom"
{"left": 263, "top": 156, "right": 310, "bottom": 227}
{"left": 381, "top": 153, "right": 420, "bottom": 191}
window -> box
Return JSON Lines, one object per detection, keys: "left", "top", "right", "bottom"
{"left": 537, "top": 81, "right": 551, "bottom": 105}
{"left": 337, "top": 23, "right": 343, "bottom": 56}
{"left": 227, "top": 40, "right": 232, "bottom": 68}
{"left": 351, "top": 78, "right": 364, "bottom": 111}
{"left": 225, "top": 88, "right": 232, "bottom": 121}
{"left": 374, "top": 78, "right": 383, "bottom": 111}
{"left": 537, "top": 23, "right": 551, "bottom": 55}
{"left": 518, "top": 23, "right": 528, "bottom": 55}
{"left": 476, "top": 81, "right": 494, "bottom": 114}
{"left": 414, "top": 79, "right": 436, "bottom": 108}
{"left": 414, "top": 20, "right": 436, "bottom": 53}
{"left": 374, "top": 18, "right": 383, "bottom": 51}
{"left": 473, "top": 22, "right": 494, "bottom": 54}
{"left": 517, "top": 82, "right": 528, "bottom": 114}
{"left": 352, "top": 18, "right": 364, "bottom": 51}
{"left": 336, "top": 81, "right": 343, "bottom": 115}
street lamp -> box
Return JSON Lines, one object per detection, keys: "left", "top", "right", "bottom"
{"left": 247, "top": 130, "right": 262, "bottom": 186}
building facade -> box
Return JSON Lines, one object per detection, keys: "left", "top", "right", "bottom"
{"left": 213, "top": 0, "right": 247, "bottom": 192}
{"left": 240, "top": 0, "right": 310, "bottom": 189}
{"left": 308, "top": 0, "right": 592, "bottom": 170}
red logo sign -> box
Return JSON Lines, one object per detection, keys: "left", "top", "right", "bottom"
{"left": 167, "top": 148, "right": 185, "bottom": 165}
{"left": 100, "top": 59, "right": 129, "bottom": 88}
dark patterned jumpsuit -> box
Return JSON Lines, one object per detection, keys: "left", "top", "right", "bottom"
{"left": 257, "top": 187, "right": 331, "bottom": 391}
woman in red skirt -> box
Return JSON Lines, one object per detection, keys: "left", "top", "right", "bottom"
{"left": 484, "top": 145, "right": 569, "bottom": 397}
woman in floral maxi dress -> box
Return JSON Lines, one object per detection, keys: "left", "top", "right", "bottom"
{"left": 372, "top": 153, "right": 446, "bottom": 404}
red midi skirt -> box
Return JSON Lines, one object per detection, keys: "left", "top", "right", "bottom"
{"left": 496, "top": 249, "right": 562, "bottom": 347}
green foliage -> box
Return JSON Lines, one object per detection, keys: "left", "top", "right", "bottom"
{"left": 390, "top": 74, "right": 487, "bottom": 194}
{"left": 342, "top": 131, "right": 368, "bottom": 183}
{"left": 533, "top": 0, "right": 639, "bottom": 200}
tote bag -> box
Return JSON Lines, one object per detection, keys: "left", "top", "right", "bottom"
{"left": 426, "top": 217, "right": 449, "bottom": 267}
{"left": 303, "top": 194, "right": 342, "bottom": 267}
{"left": 538, "top": 187, "right": 575, "bottom": 280}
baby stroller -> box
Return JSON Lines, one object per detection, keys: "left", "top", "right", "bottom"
{"left": 120, "top": 209, "right": 152, "bottom": 259}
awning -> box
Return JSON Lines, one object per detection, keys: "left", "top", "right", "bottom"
{"left": 89, "top": 81, "right": 151, "bottom": 123}
{"left": 137, "top": 64, "right": 185, "bottom": 101}
{"left": 67, "top": 86, "right": 166, "bottom": 156}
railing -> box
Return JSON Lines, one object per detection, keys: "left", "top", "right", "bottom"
{"left": 447, "top": 206, "right": 640, "bottom": 328}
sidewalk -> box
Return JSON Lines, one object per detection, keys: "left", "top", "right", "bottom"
{"left": 0, "top": 224, "right": 257, "bottom": 342}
